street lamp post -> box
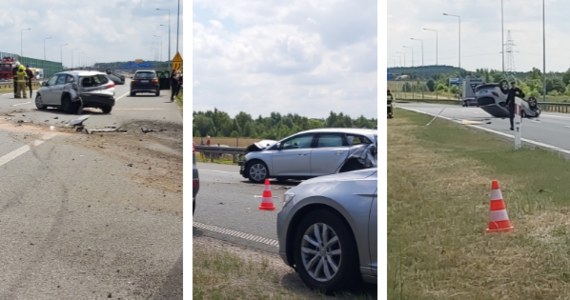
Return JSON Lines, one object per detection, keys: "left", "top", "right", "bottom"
{"left": 443, "top": 12, "right": 461, "bottom": 69}
{"left": 403, "top": 45, "right": 414, "bottom": 67}
{"left": 501, "top": 0, "right": 505, "bottom": 73}
{"left": 21, "top": 28, "right": 31, "bottom": 57}
{"left": 153, "top": 35, "right": 162, "bottom": 61}
{"left": 423, "top": 28, "right": 439, "bottom": 65}
{"left": 542, "top": 0, "right": 546, "bottom": 102}
{"left": 43, "top": 36, "right": 52, "bottom": 61}
{"left": 176, "top": 0, "right": 180, "bottom": 54}
{"left": 60, "top": 43, "right": 68, "bottom": 67}
{"left": 396, "top": 51, "right": 406, "bottom": 67}
{"left": 157, "top": 7, "right": 171, "bottom": 71}
{"left": 410, "top": 38, "right": 424, "bottom": 66}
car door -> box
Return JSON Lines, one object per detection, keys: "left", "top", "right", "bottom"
{"left": 41, "top": 75, "right": 59, "bottom": 105}
{"left": 46, "top": 74, "right": 68, "bottom": 105}
{"left": 271, "top": 134, "right": 313, "bottom": 176}
{"left": 310, "top": 133, "right": 350, "bottom": 176}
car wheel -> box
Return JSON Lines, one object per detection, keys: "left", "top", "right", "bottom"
{"left": 247, "top": 160, "right": 268, "bottom": 183}
{"left": 35, "top": 94, "right": 46, "bottom": 110}
{"left": 156, "top": 89, "right": 160, "bottom": 96}
{"left": 61, "top": 95, "right": 72, "bottom": 114}
{"left": 293, "top": 209, "right": 360, "bottom": 294}
{"left": 101, "top": 105, "right": 112, "bottom": 114}
{"left": 339, "top": 159, "right": 364, "bottom": 173}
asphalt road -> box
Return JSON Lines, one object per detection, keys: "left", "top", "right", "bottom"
{"left": 193, "top": 162, "right": 300, "bottom": 253}
{"left": 397, "top": 102, "right": 570, "bottom": 155}
{"left": 0, "top": 81, "right": 183, "bottom": 299}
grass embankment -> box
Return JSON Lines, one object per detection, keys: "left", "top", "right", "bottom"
{"left": 388, "top": 108, "right": 570, "bottom": 299}
{"left": 193, "top": 237, "right": 376, "bottom": 299}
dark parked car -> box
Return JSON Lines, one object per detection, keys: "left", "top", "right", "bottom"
{"left": 277, "top": 168, "right": 377, "bottom": 293}
{"left": 106, "top": 72, "right": 125, "bottom": 85}
{"left": 157, "top": 70, "right": 171, "bottom": 90}
{"left": 130, "top": 70, "right": 160, "bottom": 96}
{"left": 36, "top": 70, "right": 115, "bottom": 114}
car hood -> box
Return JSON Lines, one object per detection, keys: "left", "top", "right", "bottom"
{"left": 298, "top": 168, "right": 377, "bottom": 186}
{"left": 245, "top": 139, "right": 278, "bottom": 152}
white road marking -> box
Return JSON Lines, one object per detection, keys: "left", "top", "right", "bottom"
{"left": 193, "top": 222, "right": 279, "bottom": 248}
{"left": 0, "top": 132, "right": 58, "bottom": 167}
{"left": 11, "top": 101, "right": 31, "bottom": 107}
{"left": 116, "top": 91, "right": 129, "bottom": 101}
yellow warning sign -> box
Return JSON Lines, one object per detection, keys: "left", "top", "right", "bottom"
{"left": 172, "top": 52, "right": 183, "bottom": 71}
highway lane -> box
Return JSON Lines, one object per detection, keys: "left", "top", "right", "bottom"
{"left": 0, "top": 82, "right": 183, "bottom": 299}
{"left": 0, "top": 79, "right": 180, "bottom": 130}
{"left": 397, "top": 102, "right": 570, "bottom": 154}
{"left": 193, "top": 162, "right": 300, "bottom": 253}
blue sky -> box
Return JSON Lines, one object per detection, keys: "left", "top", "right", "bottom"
{"left": 388, "top": 0, "right": 569, "bottom": 73}
{"left": 193, "top": 0, "right": 378, "bottom": 119}
{"left": 0, "top": 0, "right": 182, "bottom": 67}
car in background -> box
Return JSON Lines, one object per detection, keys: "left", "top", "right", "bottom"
{"left": 36, "top": 70, "right": 115, "bottom": 114}
{"left": 106, "top": 71, "right": 125, "bottom": 85}
{"left": 277, "top": 168, "right": 377, "bottom": 293}
{"left": 130, "top": 70, "right": 160, "bottom": 96}
{"left": 193, "top": 144, "right": 200, "bottom": 214}
{"left": 238, "top": 128, "right": 377, "bottom": 183}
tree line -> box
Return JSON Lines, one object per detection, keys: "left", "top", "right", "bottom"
{"left": 193, "top": 109, "right": 377, "bottom": 140}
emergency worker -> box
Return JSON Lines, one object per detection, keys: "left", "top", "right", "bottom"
{"left": 25, "top": 65, "right": 34, "bottom": 97}
{"left": 12, "top": 62, "right": 19, "bottom": 98}
{"left": 506, "top": 79, "right": 525, "bottom": 131}
{"left": 16, "top": 65, "right": 28, "bottom": 99}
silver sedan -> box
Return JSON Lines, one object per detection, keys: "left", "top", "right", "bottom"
{"left": 276, "top": 168, "right": 377, "bottom": 293}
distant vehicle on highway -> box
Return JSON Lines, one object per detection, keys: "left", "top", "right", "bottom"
{"left": 475, "top": 80, "right": 541, "bottom": 118}
{"left": 36, "top": 70, "right": 116, "bottom": 114}
{"left": 238, "top": 128, "right": 377, "bottom": 183}
{"left": 105, "top": 70, "right": 125, "bottom": 85}
{"left": 277, "top": 168, "right": 377, "bottom": 294}
{"left": 130, "top": 70, "right": 160, "bottom": 96}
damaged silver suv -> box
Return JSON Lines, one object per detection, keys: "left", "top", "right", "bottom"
{"left": 36, "top": 70, "right": 116, "bottom": 114}
{"left": 239, "top": 128, "right": 377, "bottom": 183}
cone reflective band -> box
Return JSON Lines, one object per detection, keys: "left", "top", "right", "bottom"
{"left": 259, "top": 179, "right": 276, "bottom": 210}
{"left": 486, "top": 180, "right": 513, "bottom": 232}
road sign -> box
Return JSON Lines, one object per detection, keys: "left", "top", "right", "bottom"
{"left": 172, "top": 52, "right": 182, "bottom": 71}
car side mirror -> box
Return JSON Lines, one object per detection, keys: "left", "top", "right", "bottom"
{"left": 41, "top": 81, "right": 48, "bottom": 87}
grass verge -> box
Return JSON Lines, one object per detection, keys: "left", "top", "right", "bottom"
{"left": 193, "top": 236, "right": 376, "bottom": 299}
{"left": 388, "top": 108, "right": 570, "bottom": 299}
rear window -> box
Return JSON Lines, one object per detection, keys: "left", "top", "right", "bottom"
{"left": 134, "top": 72, "right": 156, "bottom": 79}
{"left": 80, "top": 74, "right": 109, "bottom": 87}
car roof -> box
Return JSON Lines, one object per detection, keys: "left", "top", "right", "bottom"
{"left": 295, "top": 128, "right": 377, "bottom": 136}
{"left": 56, "top": 70, "right": 107, "bottom": 76}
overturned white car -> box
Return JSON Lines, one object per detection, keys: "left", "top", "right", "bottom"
{"left": 475, "top": 80, "right": 541, "bottom": 118}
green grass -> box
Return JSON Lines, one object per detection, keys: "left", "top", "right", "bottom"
{"left": 388, "top": 108, "right": 570, "bottom": 299}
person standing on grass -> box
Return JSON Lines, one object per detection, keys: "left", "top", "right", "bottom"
{"left": 506, "top": 79, "right": 525, "bottom": 131}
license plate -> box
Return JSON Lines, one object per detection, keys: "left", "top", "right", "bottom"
{"left": 141, "top": 80, "right": 149, "bottom": 83}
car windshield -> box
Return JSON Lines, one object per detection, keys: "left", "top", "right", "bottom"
{"left": 134, "top": 72, "right": 156, "bottom": 79}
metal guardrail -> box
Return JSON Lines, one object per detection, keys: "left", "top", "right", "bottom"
{"left": 395, "top": 98, "right": 570, "bottom": 114}
{"left": 194, "top": 145, "right": 246, "bottom": 163}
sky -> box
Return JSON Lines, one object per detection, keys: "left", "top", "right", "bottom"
{"left": 192, "top": 0, "right": 378, "bottom": 120}
{"left": 0, "top": 0, "right": 183, "bottom": 68}
{"left": 388, "top": 0, "right": 570, "bottom": 73}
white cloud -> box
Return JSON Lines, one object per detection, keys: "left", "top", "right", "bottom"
{"left": 193, "top": 0, "right": 377, "bottom": 119}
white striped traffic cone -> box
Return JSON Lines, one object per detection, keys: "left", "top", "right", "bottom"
{"left": 486, "top": 180, "right": 513, "bottom": 233}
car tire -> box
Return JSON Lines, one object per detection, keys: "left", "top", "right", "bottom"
{"left": 61, "top": 95, "right": 72, "bottom": 114}
{"left": 35, "top": 94, "right": 46, "bottom": 110}
{"left": 101, "top": 105, "right": 112, "bottom": 114}
{"left": 156, "top": 90, "right": 160, "bottom": 97}
{"left": 247, "top": 160, "right": 268, "bottom": 183}
{"left": 293, "top": 209, "right": 360, "bottom": 294}
{"left": 339, "top": 159, "right": 364, "bottom": 173}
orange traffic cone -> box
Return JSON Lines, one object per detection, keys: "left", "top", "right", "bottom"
{"left": 258, "top": 179, "right": 276, "bottom": 211}
{"left": 486, "top": 180, "right": 513, "bottom": 233}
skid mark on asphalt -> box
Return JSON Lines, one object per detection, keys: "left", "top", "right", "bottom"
{"left": 0, "top": 132, "right": 58, "bottom": 167}
{"left": 193, "top": 222, "right": 279, "bottom": 248}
